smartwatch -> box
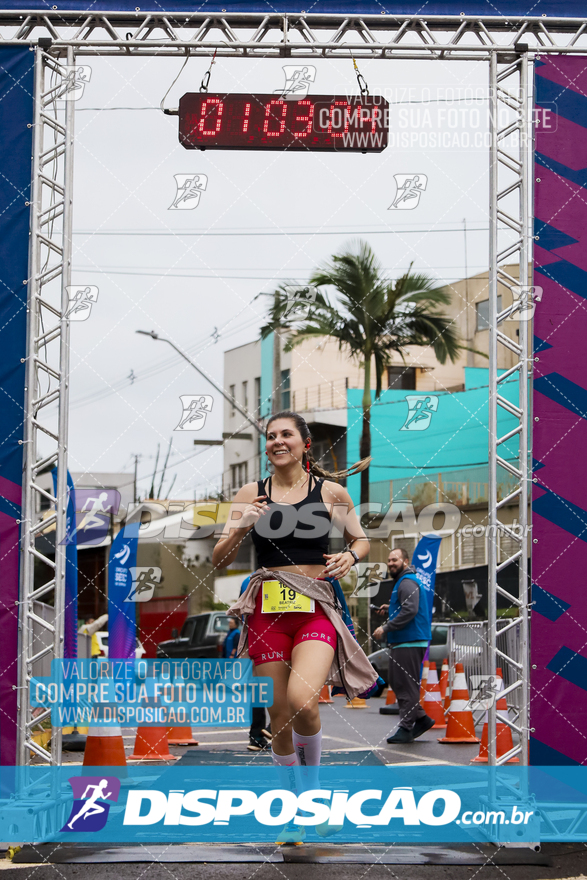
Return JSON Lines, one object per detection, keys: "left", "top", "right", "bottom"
{"left": 346, "top": 549, "right": 360, "bottom": 566}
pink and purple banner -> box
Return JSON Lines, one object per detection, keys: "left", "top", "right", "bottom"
{"left": 0, "top": 48, "right": 34, "bottom": 768}
{"left": 532, "top": 55, "right": 587, "bottom": 765}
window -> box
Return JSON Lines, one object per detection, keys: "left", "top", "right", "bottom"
{"left": 431, "top": 625, "right": 448, "bottom": 646}
{"left": 460, "top": 532, "right": 486, "bottom": 566}
{"left": 229, "top": 384, "right": 236, "bottom": 416}
{"left": 180, "top": 619, "right": 195, "bottom": 640}
{"left": 476, "top": 296, "right": 502, "bottom": 331}
{"left": 387, "top": 366, "right": 416, "bottom": 390}
{"left": 242, "top": 380, "right": 248, "bottom": 412}
{"left": 281, "top": 368, "right": 290, "bottom": 410}
{"left": 392, "top": 535, "right": 416, "bottom": 562}
{"left": 255, "top": 377, "right": 261, "bottom": 416}
{"left": 230, "top": 462, "right": 248, "bottom": 491}
{"left": 213, "top": 615, "right": 230, "bottom": 632}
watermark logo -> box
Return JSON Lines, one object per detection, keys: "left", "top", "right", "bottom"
{"left": 533, "top": 103, "right": 558, "bottom": 132}
{"left": 175, "top": 395, "right": 213, "bottom": 431}
{"left": 276, "top": 65, "right": 316, "bottom": 99}
{"left": 400, "top": 395, "right": 439, "bottom": 431}
{"left": 389, "top": 174, "right": 428, "bottom": 210}
{"left": 62, "top": 776, "right": 120, "bottom": 832}
{"left": 282, "top": 285, "right": 318, "bottom": 319}
{"left": 56, "top": 65, "right": 92, "bottom": 101}
{"left": 125, "top": 567, "right": 162, "bottom": 602}
{"left": 468, "top": 674, "right": 501, "bottom": 711}
{"left": 507, "top": 285, "right": 543, "bottom": 321}
{"left": 169, "top": 174, "right": 208, "bottom": 210}
{"left": 65, "top": 286, "right": 99, "bottom": 321}
{"left": 351, "top": 562, "right": 388, "bottom": 598}
{"left": 61, "top": 489, "right": 121, "bottom": 546}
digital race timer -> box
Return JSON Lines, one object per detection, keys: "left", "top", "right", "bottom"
{"left": 178, "top": 93, "right": 389, "bottom": 153}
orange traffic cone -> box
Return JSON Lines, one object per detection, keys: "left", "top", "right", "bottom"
{"left": 438, "top": 663, "right": 480, "bottom": 743}
{"left": 83, "top": 726, "right": 127, "bottom": 767}
{"left": 439, "top": 659, "right": 449, "bottom": 703}
{"left": 167, "top": 726, "right": 198, "bottom": 746}
{"left": 384, "top": 687, "right": 397, "bottom": 705}
{"left": 443, "top": 671, "right": 452, "bottom": 716}
{"left": 471, "top": 669, "right": 519, "bottom": 764}
{"left": 423, "top": 662, "right": 446, "bottom": 729}
{"left": 319, "top": 685, "right": 334, "bottom": 704}
{"left": 379, "top": 686, "right": 399, "bottom": 716}
{"left": 345, "top": 697, "right": 367, "bottom": 709}
{"left": 419, "top": 661, "right": 429, "bottom": 706}
{"left": 129, "top": 727, "right": 179, "bottom": 761}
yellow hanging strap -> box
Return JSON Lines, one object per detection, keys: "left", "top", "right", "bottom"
{"left": 352, "top": 56, "right": 369, "bottom": 98}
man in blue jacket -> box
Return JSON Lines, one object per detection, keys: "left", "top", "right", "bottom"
{"left": 373, "top": 548, "right": 434, "bottom": 744}
{"left": 223, "top": 617, "right": 241, "bottom": 659}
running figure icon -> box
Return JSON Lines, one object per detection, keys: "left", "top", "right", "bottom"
{"left": 169, "top": 174, "right": 208, "bottom": 210}
{"left": 64, "top": 285, "right": 99, "bottom": 321}
{"left": 175, "top": 395, "right": 214, "bottom": 431}
{"left": 67, "top": 779, "right": 112, "bottom": 830}
{"left": 389, "top": 174, "right": 428, "bottom": 210}
{"left": 77, "top": 492, "right": 113, "bottom": 531}
{"left": 400, "top": 395, "right": 439, "bottom": 431}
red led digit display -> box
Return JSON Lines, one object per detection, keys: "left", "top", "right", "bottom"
{"left": 178, "top": 93, "right": 388, "bottom": 152}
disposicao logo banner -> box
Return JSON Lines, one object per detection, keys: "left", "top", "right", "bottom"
{"left": 3, "top": 765, "right": 581, "bottom": 845}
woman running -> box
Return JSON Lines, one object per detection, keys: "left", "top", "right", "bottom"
{"left": 213, "top": 411, "right": 377, "bottom": 840}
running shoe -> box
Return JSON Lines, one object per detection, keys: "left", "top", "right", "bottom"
{"left": 261, "top": 725, "right": 272, "bottom": 740}
{"left": 247, "top": 735, "right": 270, "bottom": 751}
{"left": 316, "top": 820, "right": 343, "bottom": 838}
{"left": 275, "top": 821, "right": 305, "bottom": 845}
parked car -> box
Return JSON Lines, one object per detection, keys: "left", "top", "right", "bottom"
{"left": 156, "top": 611, "right": 232, "bottom": 659}
{"left": 94, "top": 631, "right": 146, "bottom": 659}
{"left": 367, "top": 623, "right": 450, "bottom": 695}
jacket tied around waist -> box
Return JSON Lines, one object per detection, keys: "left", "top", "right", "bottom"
{"left": 227, "top": 567, "right": 378, "bottom": 701}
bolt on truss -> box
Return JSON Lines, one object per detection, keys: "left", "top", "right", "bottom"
{"left": 1, "top": 11, "right": 587, "bottom": 57}
{"left": 17, "top": 46, "right": 74, "bottom": 766}
{"left": 487, "top": 51, "right": 531, "bottom": 766}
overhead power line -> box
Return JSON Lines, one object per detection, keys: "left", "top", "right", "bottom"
{"left": 73, "top": 227, "right": 491, "bottom": 237}
{"left": 74, "top": 268, "right": 488, "bottom": 281}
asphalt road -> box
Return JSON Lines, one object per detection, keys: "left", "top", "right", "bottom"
{"left": 55, "top": 693, "right": 484, "bottom": 766}
{"left": 2, "top": 845, "right": 587, "bottom": 880}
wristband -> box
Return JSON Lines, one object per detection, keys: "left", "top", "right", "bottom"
{"left": 346, "top": 549, "right": 360, "bottom": 566}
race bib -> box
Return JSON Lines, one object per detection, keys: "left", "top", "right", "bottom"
{"left": 261, "top": 580, "right": 315, "bottom": 614}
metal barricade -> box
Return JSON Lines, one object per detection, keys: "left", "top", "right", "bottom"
{"left": 447, "top": 620, "right": 521, "bottom": 723}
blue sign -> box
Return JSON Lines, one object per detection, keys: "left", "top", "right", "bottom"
{"left": 412, "top": 534, "right": 442, "bottom": 620}
{"left": 108, "top": 524, "right": 139, "bottom": 660}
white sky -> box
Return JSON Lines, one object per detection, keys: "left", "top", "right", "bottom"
{"left": 66, "top": 53, "right": 494, "bottom": 501}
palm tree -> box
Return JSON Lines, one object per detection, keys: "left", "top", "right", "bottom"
{"left": 275, "top": 240, "right": 463, "bottom": 506}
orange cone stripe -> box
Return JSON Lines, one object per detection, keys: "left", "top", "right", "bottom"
{"left": 129, "top": 726, "right": 179, "bottom": 761}
{"left": 438, "top": 663, "right": 480, "bottom": 744}
{"left": 83, "top": 725, "right": 127, "bottom": 768}
{"left": 167, "top": 726, "right": 198, "bottom": 745}
{"left": 424, "top": 663, "right": 446, "bottom": 728}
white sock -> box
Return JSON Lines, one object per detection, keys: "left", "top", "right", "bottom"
{"left": 271, "top": 749, "right": 299, "bottom": 796}
{"left": 292, "top": 728, "right": 322, "bottom": 766}
{"left": 292, "top": 728, "right": 322, "bottom": 792}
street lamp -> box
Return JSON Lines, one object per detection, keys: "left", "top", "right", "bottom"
{"left": 136, "top": 330, "right": 264, "bottom": 436}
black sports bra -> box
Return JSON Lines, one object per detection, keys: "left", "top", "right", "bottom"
{"left": 250, "top": 476, "right": 331, "bottom": 568}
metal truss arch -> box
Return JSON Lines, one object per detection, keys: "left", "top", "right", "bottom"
{"left": 12, "top": 8, "right": 548, "bottom": 768}
{"left": 1, "top": 11, "right": 587, "bottom": 57}
{"left": 18, "top": 46, "right": 74, "bottom": 766}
